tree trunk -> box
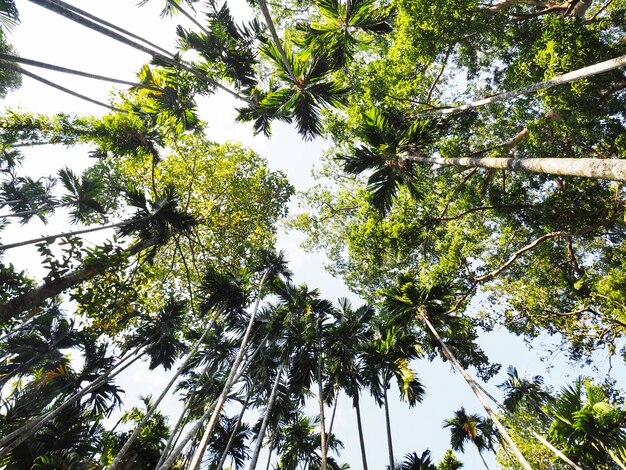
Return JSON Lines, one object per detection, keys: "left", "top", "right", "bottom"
{"left": 255, "top": 0, "right": 297, "bottom": 82}
{"left": 0, "top": 52, "right": 159, "bottom": 89}
{"left": 0, "top": 236, "right": 155, "bottom": 323}
{"left": 0, "top": 344, "right": 145, "bottom": 457}
{"left": 325, "top": 388, "right": 339, "bottom": 454}
{"left": 471, "top": 380, "right": 583, "bottom": 470}
{"left": 27, "top": 0, "right": 247, "bottom": 102}
{"left": 383, "top": 385, "right": 395, "bottom": 470}
{"left": 408, "top": 155, "right": 626, "bottom": 183}
{"left": 0, "top": 217, "right": 149, "bottom": 251}
{"left": 416, "top": 308, "right": 532, "bottom": 470}
{"left": 477, "top": 449, "right": 491, "bottom": 470}
{"left": 187, "top": 269, "right": 270, "bottom": 470}
{"left": 317, "top": 360, "right": 328, "bottom": 470}
{"left": 419, "top": 54, "right": 626, "bottom": 118}
{"left": 214, "top": 391, "right": 252, "bottom": 470}
{"left": 354, "top": 394, "right": 369, "bottom": 470}
{"left": 109, "top": 317, "right": 216, "bottom": 469}
{"left": 249, "top": 366, "right": 283, "bottom": 470}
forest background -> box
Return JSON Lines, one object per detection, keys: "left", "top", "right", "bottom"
{"left": 1, "top": 0, "right": 626, "bottom": 469}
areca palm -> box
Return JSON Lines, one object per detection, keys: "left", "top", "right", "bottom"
{"left": 239, "top": 42, "right": 348, "bottom": 140}
{"left": 0, "top": 186, "right": 196, "bottom": 322}
{"left": 444, "top": 408, "right": 495, "bottom": 470}
{"left": 383, "top": 275, "right": 532, "bottom": 470}
{"left": 297, "top": 0, "right": 394, "bottom": 69}
{"left": 498, "top": 365, "right": 554, "bottom": 417}
{"left": 394, "top": 450, "right": 437, "bottom": 470}
{"left": 339, "top": 107, "right": 438, "bottom": 215}
{"left": 547, "top": 378, "right": 626, "bottom": 468}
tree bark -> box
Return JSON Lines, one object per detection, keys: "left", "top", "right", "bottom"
{"left": 416, "top": 308, "right": 532, "bottom": 470}
{"left": 109, "top": 317, "right": 216, "bottom": 469}
{"left": 187, "top": 269, "right": 270, "bottom": 470}
{"left": 383, "top": 385, "right": 395, "bottom": 470}
{"left": 408, "top": 155, "right": 626, "bottom": 183}
{"left": 317, "top": 360, "right": 328, "bottom": 470}
{"left": 0, "top": 236, "right": 155, "bottom": 324}
{"left": 249, "top": 366, "right": 283, "bottom": 470}
{"left": 418, "top": 54, "right": 626, "bottom": 118}
{"left": 354, "top": 394, "right": 369, "bottom": 470}
{"left": 214, "top": 391, "right": 252, "bottom": 470}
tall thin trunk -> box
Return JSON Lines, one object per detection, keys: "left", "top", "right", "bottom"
{"left": 164, "top": 0, "right": 210, "bottom": 36}
{"left": 419, "top": 54, "right": 626, "bottom": 118}
{"left": 0, "top": 203, "right": 58, "bottom": 220}
{"left": 264, "top": 446, "right": 274, "bottom": 470}
{"left": 255, "top": 0, "right": 297, "bottom": 82}
{"left": 28, "top": 0, "right": 248, "bottom": 102}
{"left": 0, "top": 217, "right": 149, "bottom": 251}
{"left": 0, "top": 344, "right": 145, "bottom": 457}
{"left": 317, "top": 356, "right": 328, "bottom": 470}
{"left": 325, "top": 388, "right": 339, "bottom": 454}
{"left": 214, "top": 391, "right": 252, "bottom": 470}
{"left": 354, "top": 394, "right": 369, "bottom": 470}
{"left": 0, "top": 236, "right": 155, "bottom": 323}
{"left": 383, "top": 385, "right": 395, "bottom": 470}
{"left": 109, "top": 317, "right": 216, "bottom": 469}
{"left": 407, "top": 155, "right": 626, "bottom": 183}
{"left": 2, "top": 64, "right": 128, "bottom": 114}
{"left": 249, "top": 366, "right": 283, "bottom": 470}
{"left": 416, "top": 308, "right": 532, "bottom": 470}
{"left": 472, "top": 381, "right": 583, "bottom": 470}
{"left": 155, "top": 399, "right": 192, "bottom": 468}
{"left": 155, "top": 333, "right": 269, "bottom": 470}
{"left": 477, "top": 449, "right": 491, "bottom": 470}
{"left": 0, "top": 52, "right": 159, "bottom": 89}
{"left": 185, "top": 270, "right": 271, "bottom": 470}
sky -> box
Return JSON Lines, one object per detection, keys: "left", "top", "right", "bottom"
{"left": 2, "top": 1, "right": 624, "bottom": 468}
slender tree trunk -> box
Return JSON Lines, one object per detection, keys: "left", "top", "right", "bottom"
{"left": 472, "top": 380, "right": 583, "bottom": 470}
{"left": 255, "top": 0, "right": 297, "bottom": 82}
{"left": 0, "top": 203, "right": 57, "bottom": 220}
{"left": 1, "top": 63, "right": 128, "bottom": 114}
{"left": 186, "top": 270, "right": 270, "bottom": 470}
{"left": 0, "top": 216, "right": 149, "bottom": 251}
{"left": 354, "top": 394, "right": 369, "bottom": 470}
{"left": 264, "top": 446, "right": 274, "bottom": 470}
{"left": 165, "top": 0, "right": 210, "bottom": 35}
{"left": 407, "top": 155, "right": 626, "bottom": 183}
{"left": 383, "top": 385, "right": 395, "bottom": 470}
{"left": 325, "top": 388, "right": 339, "bottom": 454}
{"left": 0, "top": 236, "right": 155, "bottom": 323}
{"left": 215, "top": 391, "right": 252, "bottom": 470}
{"left": 155, "top": 399, "right": 192, "bottom": 468}
{"left": 249, "top": 366, "right": 283, "bottom": 470}
{"left": 317, "top": 356, "right": 328, "bottom": 470}
{"left": 419, "top": 54, "right": 626, "bottom": 117}
{"left": 109, "top": 317, "right": 216, "bottom": 469}
{"left": 27, "top": 0, "right": 248, "bottom": 102}
{"left": 0, "top": 345, "right": 145, "bottom": 457}
{"left": 416, "top": 308, "right": 532, "bottom": 470}
{"left": 0, "top": 52, "right": 159, "bottom": 89}
{"left": 477, "top": 449, "right": 491, "bottom": 470}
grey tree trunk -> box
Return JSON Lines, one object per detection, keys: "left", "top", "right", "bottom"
{"left": 408, "top": 155, "right": 626, "bottom": 183}
{"left": 214, "top": 391, "right": 252, "bottom": 470}
{"left": 419, "top": 54, "right": 626, "bottom": 117}
{"left": 383, "top": 385, "right": 395, "bottom": 470}
{"left": 354, "top": 394, "right": 369, "bottom": 470}
{"left": 416, "top": 308, "right": 532, "bottom": 470}
{"left": 187, "top": 270, "right": 270, "bottom": 470}
{"left": 248, "top": 366, "right": 283, "bottom": 470}
{"left": 109, "top": 317, "right": 216, "bottom": 469}
{"left": 317, "top": 361, "right": 328, "bottom": 470}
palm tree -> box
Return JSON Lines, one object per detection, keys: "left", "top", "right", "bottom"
{"left": 547, "top": 378, "right": 626, "bottom": 468}
{"left": 383, "top": 275, "right": 532, "bottom": 470}
{"left": 342, "top": 107, "right": 626, "bottom": 217}
{"left": 238, "top": 42, "right": 348, "bottom": 140}
{"left": 0, "top": 0, "right": 18, "bottom": 30}
{"left": 444, "top": 408, "right": 495, "bottom": 470}
{"left": 297, "top": 0, "right": 394, "bottom": 69}
{"left": 498, "top": 365, "right": 554, "bottom": 417}
{"left": 394, "top": 450, "right": 437, "bottom": 470}
{"left": 361, "top": 319, "right": 425, "bottom": 470}
{"left": 0, "top": 186, "right": 196, "bottom": 322}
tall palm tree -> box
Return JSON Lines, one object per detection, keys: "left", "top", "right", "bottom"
{"left": 297, "top": 0, "right": 394, "bottom": 69}
{"left": 444, "top": 408, "right": 494, "bottom": 470}
{"left": 394, "top": 450, "right": 437, "bottom": 470}
{"left": 342, "top": 107, "right": 626, "bottom": 217}
{"left": 0, "top": 186, "right": 196, "bottom": 322}
{"left": 238, "top": 42, "right": 348, "bottom": 140}
{"left": 498, "top": 365, "right": 554, "bottom": 417}
{"left": 547, "top": 378, "right": 626, "bottom": 468}
{"left": 361, "top": 319, "right": 425, "bottom": 470}
{"left": 384, "top": 275, "right": 532, "bottom": 470}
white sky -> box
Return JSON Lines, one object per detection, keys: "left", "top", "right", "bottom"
{"left": 2, "top": 1, "right": 623, "bottom": 469}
